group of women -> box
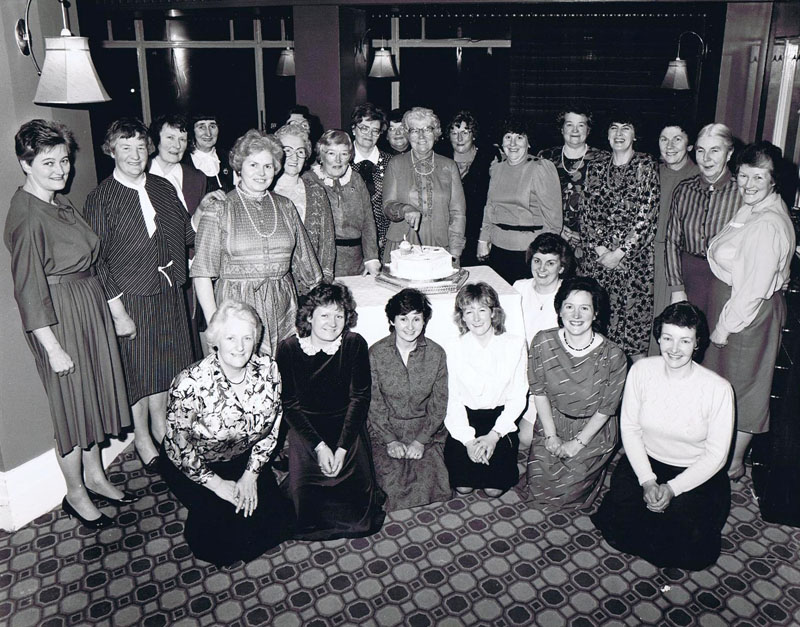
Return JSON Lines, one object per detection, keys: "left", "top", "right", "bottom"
{"left": 4, "top": 98, "right": 795, "bottom": 573}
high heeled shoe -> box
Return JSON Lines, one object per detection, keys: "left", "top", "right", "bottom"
{"left": 62, "top": 497, "right": 115, "bottom": 530}
{"left": 85, "top": 487, "right": 139, "bottom": 506}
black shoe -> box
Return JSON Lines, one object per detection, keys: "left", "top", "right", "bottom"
{"left": 143, "top": 456, "right": 160, "bottom": 473}
{"left": 85, "top": 487, "right": 139, "bottom": 506}
{"left": 62, "top": 497, "right": 115, "bottom": 530}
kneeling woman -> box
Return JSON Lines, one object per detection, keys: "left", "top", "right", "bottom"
{"left": 522, "top": 276, "right": 627, "bottom": 511}
{"left": 368, "top": 289, "right": 451, "bottom": 511}
{"left": 444, "top": 283, "right": 528, "bottom": 496}
{"left": 161, "top": 300, "right": 294, "bottom": 567}
{"left": 276, "top": 283, "right": 385, "bottom": 539}
{"left": 592, "top": 302, "right": 734, "bottom": 571}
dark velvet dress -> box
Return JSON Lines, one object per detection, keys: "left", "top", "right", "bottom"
{"left": 276, "top": 331, "right": 385, "bottom": 540}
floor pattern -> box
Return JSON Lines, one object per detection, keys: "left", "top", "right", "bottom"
{"left": 2, "top": 448, "right": 799, "bottom": 627}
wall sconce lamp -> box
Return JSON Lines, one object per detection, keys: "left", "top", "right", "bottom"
{"left": 662, "top": 31, "right": 707, "bottom": 90}
{"left": 355, "top": 30, "right": 397, "bottom": 78}
{"left": 15, "top": 0, "right": 111, "bottom": 104}
{"left": 369, "top": 49, "right": 396, "bottom": 78}
{"left": 276, "top": 47, "right": 295, "bottom": 77}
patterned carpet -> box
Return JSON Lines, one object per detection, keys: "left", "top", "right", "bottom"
{"left": 2, "top": 447, "right": 799, "bottom": 627}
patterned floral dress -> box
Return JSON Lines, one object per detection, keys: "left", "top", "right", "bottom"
{"left": 579, "top": 152, "right": 659, "bottom": 356}
{"left": 161, "top": 353, "right": 294, "bottom": 566}
{"left": 538, "top": 145, "right": 607, "bottom": 268}
{"left": 521, "top": 329, "right": 628, "bottom": 511}
{"left": 191, "top": 190, "right": 322, "bottom": 356}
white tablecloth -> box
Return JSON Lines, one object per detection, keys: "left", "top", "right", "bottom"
{"left": 338, "top": 266, "right": 525, "bottom": 348}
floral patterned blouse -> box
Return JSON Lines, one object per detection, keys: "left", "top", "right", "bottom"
{"left": 163, "top": 353, "right": 283, "bottom": 485}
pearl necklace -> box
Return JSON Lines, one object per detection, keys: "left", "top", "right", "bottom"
{"left": 236, "top": 187, "right": 278, "bottom": 239}
{"left": 561, "top": 145, "right": 588, "bottom": 176}
{"left": 562, "top": 329, "right": 595, "bottom": 352}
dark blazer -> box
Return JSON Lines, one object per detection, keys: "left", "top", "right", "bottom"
{"left": 181, "top": 162, "right": 208, "bottom": 216}
{"left": 184, "top": 149, "right": 234, "bottom": 193}
{"left": 84, "top": 174, "right": 195, "bottom": 298}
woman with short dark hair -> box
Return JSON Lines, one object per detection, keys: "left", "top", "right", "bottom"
{"left": 5, "top": 119, "right": 133, "bottom": 529}
{"left": 276, "top": 283, "right": 385, "bottom": 539}
{"left": 350, "top": 103, "right": 392, "bottom": 260}
{"left": 192, "top": 129, "right": 323, "bottom": 356}
{"left": 478, "top": 118, "right": 563, "bottom": 283}
{"left": 85, "top": 117, "right": 198, "bottom": 472}
{"left": 440, "top": 110, "right": 495, "bottom": 267}
{"left": 368, "top": 289, "right": 450, "bottom": 511}
{"left": 592, "top": 302, "right": 734, "bottom": 570}
{"left": 580, "top": 110, "right": 660, "bottom": 359}
{"left": 520, "top": 276, "right": 627, "bottom": 511}
{"left": 704, "top": 141, "right": 796, "bottom": 480}
{"left": 538, "top": 106, "right": 606, "bottom": 265}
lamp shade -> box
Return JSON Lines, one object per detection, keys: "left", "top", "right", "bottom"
{"left": 34, "top": 35, "right": 110, "bottom": 104}
{"left": 369, "top": 49, "right": 396, "bottom": 78}
{"left": 276, "top": 48, "right": 295, "bottom": 77}
{"left": 661, "top": 58, "right": 690, "bottom": 90}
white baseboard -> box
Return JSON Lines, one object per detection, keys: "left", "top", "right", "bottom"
{"left": 0, "top": 433, "right": 134, "bottom": 531}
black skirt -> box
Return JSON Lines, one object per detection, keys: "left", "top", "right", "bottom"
{"left": 160, "top": 446, "right": 295, "bottom": 567}
{"left": 591, "top": 455, "right": 730, "bottom": 571}
{"left": 444, "top": 406, "right": 520, "bottom": 490}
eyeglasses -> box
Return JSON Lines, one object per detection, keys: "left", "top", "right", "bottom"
{"left": 283, "top": 146, "right": 308, "bottom": 160}
{"left": 408, "top": 127, "right": 435, "bottom": 138}
{"left": 450, "top": 129, "right": 472, "bottom": 139}
{"left": 355, "top": 124, "right": 382, "bottom": 137}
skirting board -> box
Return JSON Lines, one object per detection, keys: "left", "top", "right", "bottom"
{"left": 0, "top": 432, "right": 134, "bottom": 531}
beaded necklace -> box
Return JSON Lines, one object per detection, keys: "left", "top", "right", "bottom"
{"left": 236, "top": 187, "right": 277, "bottom": 239}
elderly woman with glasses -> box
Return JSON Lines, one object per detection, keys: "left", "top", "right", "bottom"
{"left": 382, "top": 107, "right": 467, "bottom": 267}
{"left": 350, "top": 103, "right": 393, "bottom": 260}
{"left": 274, "top": 124, "right": 335, "bottom": 282}
{"left": 306, "top": 129, "right": 381, "bottom": 277}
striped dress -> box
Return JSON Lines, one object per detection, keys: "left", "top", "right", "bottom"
{"left": 85, "top": 173, "right": 196, "bottom": 404}
{"left": 521, "top": 328, "right": 627, "bottom": 511}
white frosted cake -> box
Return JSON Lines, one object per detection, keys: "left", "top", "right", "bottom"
{"left": 389, "top": 244, "right": 455, "bottom": 281}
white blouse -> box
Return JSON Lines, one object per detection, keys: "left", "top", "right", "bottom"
{"left": 444, "top": 331, "right": 528, "bottom": 444}
{"left": 707, "top": 192, "right": 795, "bottom": 341}
{"left": 512, "top": 278, "right": 561, "bottom": 346}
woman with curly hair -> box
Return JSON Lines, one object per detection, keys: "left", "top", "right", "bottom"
{"left": 192, "top": 129, "right": 322, "bottom": 356}
{"left": 276, "top": 283, "right": 385, "bottom": 539}
{"left": 383, "top": 107, "right": 466, "bottom": 266}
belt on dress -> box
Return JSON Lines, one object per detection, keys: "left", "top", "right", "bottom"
{"left": 496, "top": 223, "right": 543, "bottom": 232}
{"left": 335, "top": 237, "right": 362, "bottom": 247}
{"left": 683, "top": 250, "right": 707, "bottom": 260}
{"left": 46, "top": 269, "right": 94, "bottom": 285}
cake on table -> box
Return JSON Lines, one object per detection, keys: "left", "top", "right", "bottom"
{"left": 389, "top": 243, "right": 455, "bottom": 281}
{"left": 377, "top": 240, "right": 469, "bottom": 294}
